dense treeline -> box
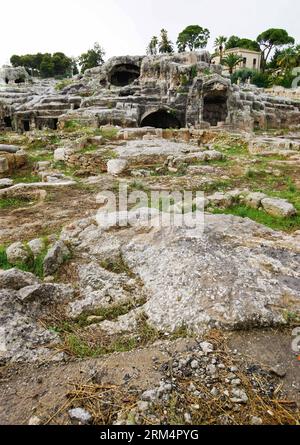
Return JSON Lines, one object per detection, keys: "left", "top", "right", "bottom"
{"left": 9, "top": 43, "right": 105, "bottom": 78}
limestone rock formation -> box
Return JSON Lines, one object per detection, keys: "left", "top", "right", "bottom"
{"left": 1, "top": 51, "right": 300, "bottom": 133}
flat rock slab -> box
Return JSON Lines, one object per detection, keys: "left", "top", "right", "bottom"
{"left": 120, "top": 214, "right": 300, "bottom": 333}
{"left": 0, "top": 145, "right": 20, "bottom": 153}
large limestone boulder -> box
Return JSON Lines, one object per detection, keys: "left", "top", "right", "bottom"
{"left": 0, "top": 268, "right": 40, "bottom": 290}
{"left": 43, "top": 241, "right": 70, "bottom": 276}
{"left": 261, "top": 198, "right": 297, "bottom": 218}
{"left": 6, "top": 242, "right": 30, "bottom": 265}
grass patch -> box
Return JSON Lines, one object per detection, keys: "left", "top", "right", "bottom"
{"left": 100, "top": 256, "right": 134, "bottom": 276}
{"left": 213, "top": 205, "right": 300, "bottom": 232}
{"left": 11, "top": 170, "right": 40, "bottom": 184}
{"left": 0, "top": 196, "right": 31, "bottom": 209}
{"left": 98, "top": 127, "right": 118, "bottom": 140}
{"left": 55, "top": 79, "right": 73, "bottom": 91}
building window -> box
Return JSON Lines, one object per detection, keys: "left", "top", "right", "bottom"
{"left": 253, "top": 58, "right": 257, "bottom": 69}
{"left": 243, "top": 58, "right": 247, "bottom": 68}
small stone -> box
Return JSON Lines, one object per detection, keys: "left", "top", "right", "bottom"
{"left": 191, "top": 360, "right": 199, "bottom": 369}
{"left": 107, "top": 159, "right": 127, "bottom": 176}
{"left": 141, "top": 389, "right": 158, "bottom": 402}
{"left": 28, "top": 239, "right": 45, "bottom": 258}
{"left": 230, "top": 389, "right": 248, "bottom": 404}
{"left": 28, "top": 416, "right": 42, "bottom": 426}
{"left": 250, "top": 416, "right": 263, "bottom": 425}
{"left": 200, "top": 342, "right": 214, "bottom": 354}
{"left": 86, "top": 315, "right": 104, "bottom": 324}
{"left": 54, "top": 147, "right": 67, "bottom": 162}
{"left": 68, "top": 408, "right": 92, "bottom": 425}
{"left": 137, "top": 401, "right": 150, "bottom": 412}
{"left": 206, "top": 364, "right": 217, "bottom": 376}
{"left": 270, "top": 365, "right": 287, "bottom": 378}
{"left": 211, "top": 387, "right": 219, "bottom": 397}
{"left": 231, "top": 379, "right": 241, "bottom": 386}
{"left": 184, "top": 413, "right": 192, "bottom": 424}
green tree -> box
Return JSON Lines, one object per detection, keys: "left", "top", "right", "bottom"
{"left": 177, "top": 25, "right": 210, "bottom": 52}
{"left": 231, "top": 68, "right": 271, "bottom": 88}
{"left": 52, "top": 52, "right": 72, "bottom": 77}
{"left": 221, "top": 53, "right": 244, "bottom": 74}
{"left": 214, "top": 36, "right": 227, "bottom": 60}
{"left": 147, "top": 36, "right": 159, "bottom": 55}
{"left": 257, "top": 28, "right": 295, "bottom": 70}
{"left": 159, "top": 29, "right": 174, "bottom": 54}
{"left": 10, "top": 55, "right": 22, "bottom": 67}
{"left": 78, "top": 43, "right": 105, "bottom": 73}
{"left": 225, "top": 36, "right": 260, "bottom": 52}
{"left": 40, "top": 54, "right": 55, "bottom": 78}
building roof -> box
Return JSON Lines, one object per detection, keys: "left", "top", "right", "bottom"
{"left": 225, "top": 47, "right": 261, "bottom": 56}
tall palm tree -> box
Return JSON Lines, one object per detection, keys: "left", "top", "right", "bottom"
{"left": 221, "top": 53, "right": 244, "bottom": 74}
{"left": 214, "top": 36, "right": 227, "bottom": 60}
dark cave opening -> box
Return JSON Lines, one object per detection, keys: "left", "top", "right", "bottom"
{"left": 4, "top": 116, "right": 12, "bottom": 128}
{"left": 15, "top": 77, "right": 25, "bottom": 84}
{"left": 203, "top": 94, "right": 228, "bottom": 127}
{"left": 110, "top": 64, "right": 140, "bottom": 87}
{"left": 23, "top": 120, "right": 30, "bottom": 132}
{"left": 140, "top": 109, "right": 181, "bottom": 129}
{"left": 49, "top": 118, "right": 58, "bottom": 130}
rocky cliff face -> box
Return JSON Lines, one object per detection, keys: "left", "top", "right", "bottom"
{"left": 1, "top": 52, "right": 300, "bottom": 133}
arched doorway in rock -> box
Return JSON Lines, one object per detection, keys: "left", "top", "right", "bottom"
{"left": 140, "top": 109, "right": 181, "bottom": 129}
{"left": 203, "top": 92, "right": 228, "bottom": 127}
{"left": 109, "top": 64, "right": 140, "bottom": 87}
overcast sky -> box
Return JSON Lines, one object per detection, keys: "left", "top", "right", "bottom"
{"left": 1, "top": 0, "right": 299, "bottom": 65}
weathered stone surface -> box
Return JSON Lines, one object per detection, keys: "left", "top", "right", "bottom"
{"left": 6, "top": 242, "right": 30, "bottom": 265}
{"left": 43, "top": 241, "right": 70, "bottom": 276}
{"left": 119, "top": 214, "right": 300, "bottom": 333}
{"left": 68, "top": 262, "right": 138, "bottom": 318}
{"left": 54, "top": 147, "right": 67, "bottom": 162}
{"left": 0, "top": 268, "right": 40, "bottom": 290}
{"left": 261, "top": 198, "right": 297, "bottom": 218}
{"left": 244, "top": 192, "right": 267, "bottom": 209}
{"left": 0, "top": 289, "right": 61, "bottom": 364}
{"left": 28, "top": 239, "right": 45, "bottom": 257}
{"left": 68, "top": 408, "right": 92, "bottom": 425}
{"left": 0, "top": 157, "right": 9, "bottom": 173}
{"left": 0, "top": 178, "right": 13, "bottom": 189}
{"left": 207, "top": 192, "right": 233, "bottom": 208}
{"left": 107, "top": 159, "right": 127, "bottom": 175}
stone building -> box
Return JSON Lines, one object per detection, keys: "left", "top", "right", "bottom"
{"left": 0, "top": 51, "right": 299, "bottom": 133}
{"left": 213, "top": 48, "right": 262, "bottom": 72}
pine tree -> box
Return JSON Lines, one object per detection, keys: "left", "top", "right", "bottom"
{"left": 159, "top": 29, "right": 174, "bottom": 54}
